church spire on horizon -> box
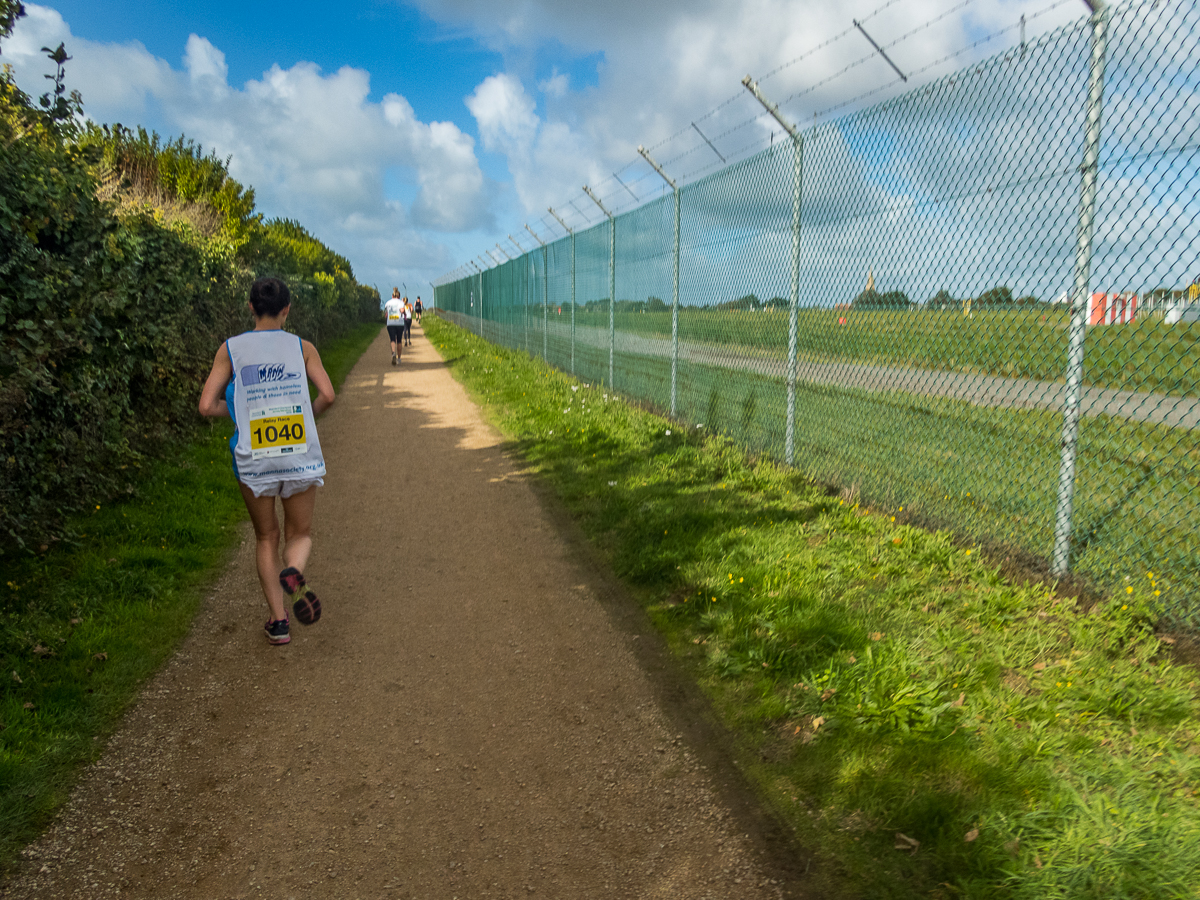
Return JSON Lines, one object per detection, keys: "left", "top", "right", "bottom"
{"left": 865, "top": 268, "right": 875, "bottom": 292}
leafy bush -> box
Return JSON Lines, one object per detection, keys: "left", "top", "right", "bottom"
{"left": 0, "top": 18, "right": 379, "bottom": 555}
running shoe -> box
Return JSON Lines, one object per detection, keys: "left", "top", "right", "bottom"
{"left": 279, "top": 567, "right": 306, "bottom": 595}
{"left": 264, "top": 616, "right": 290, "bottom": 645}
{"left": 293, "top": 590, "right": 321, "bottom": 626}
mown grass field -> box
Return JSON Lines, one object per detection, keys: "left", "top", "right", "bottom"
{"left": 427, "top": 313, "right": 1200, "bottom": 900}
{"left": 506, "top": 306, "right": 1200, "bottom": 398}
{"left": 0, "top": 322, "right": 381, "bottom": 872}
{"left": 460, "top": 311, "right": 1200, "bottom": 628}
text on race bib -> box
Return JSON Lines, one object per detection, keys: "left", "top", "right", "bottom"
{"left": 249, "top": 404, "right": 309, "bottom": 459}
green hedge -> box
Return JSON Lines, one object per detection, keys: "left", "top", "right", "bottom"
{"left": 0, "top": 37, "right": 379, "bottom": 555}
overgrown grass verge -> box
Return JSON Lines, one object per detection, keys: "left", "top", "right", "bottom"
{"left": 0, "top": 322, "right": 381, "bottom": 872}
{"left": 425, "top": 314, "right": 1200, "bottom": 900}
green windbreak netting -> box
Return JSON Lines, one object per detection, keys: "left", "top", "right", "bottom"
{"left": 435, "top": 0, "right": 1200, "bottom": 626}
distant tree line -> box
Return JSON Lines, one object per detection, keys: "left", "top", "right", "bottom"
{"left": 566, "top": 285, "right": 1059, "bottom": 315}
{"left": 924, "top": 286, "right": 1051, "bottom": 310}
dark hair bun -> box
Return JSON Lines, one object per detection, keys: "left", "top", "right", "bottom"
{"left": 249, "top": 277, "right": 291, "bottom": 317}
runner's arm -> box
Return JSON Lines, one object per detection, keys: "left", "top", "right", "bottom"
{"left": 198, "top": 343, "right": 232, "bottom": 418}
{"left": 302, "top": 339, "right": 336, "bottom": 416}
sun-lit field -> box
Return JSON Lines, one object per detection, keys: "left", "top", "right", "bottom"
{"left": 534, "top": 307, "right": 1200, "bottom": 397}
{"left": 443, "top": 306, "right": 1200, "bottom": 626}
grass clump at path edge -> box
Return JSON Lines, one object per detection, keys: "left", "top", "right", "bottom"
{"left": 0, "top": 322, "right": 381, "bottom": 872}
{"left": 425, "top": 314, "right": 1200, "bottom": 900}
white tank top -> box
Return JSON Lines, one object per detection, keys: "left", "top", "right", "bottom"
{"left": 225, "top": 330, "right": 326, "bottom": 485}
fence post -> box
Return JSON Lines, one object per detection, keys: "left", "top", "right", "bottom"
{"left": 470, "top": 261, "right": 483, "bottom": 337}
{"left": 544, "top": 248, "right": 548, "bottom": 360}
{"left": 743, "top": 76, "right": 804, "bottom": 466}
{"left": 548, "top": 207, "right": 576, "bottom": 375}
{"left": 1053, "top": 1, "right": 1108, "bottom": 577}
{"left": 477, "top": 256, "right": 492, "bottom": 339}
{"left": 608, "top": 218, "right": 615, "bottom": 388}
{"left": 487, "top": 249, "right": 506, "bottom": 343}
{"left": 672, "top": 187, "right": 680, "bottom": 417}
{"left": 572, "top": 232, "right": 576, "bottom": 375}
{"left": 525, "top": 224, "right": 549, "bottom": 361}
{"left": 637, "top": 145, "right": 680, "bottom": 417}
{"left": 583, "top": 185, "right": 616, "bottom": 388}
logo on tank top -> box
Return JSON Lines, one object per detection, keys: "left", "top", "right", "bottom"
{"left": 240, "top": 363, "right": 302, "bottom": 386}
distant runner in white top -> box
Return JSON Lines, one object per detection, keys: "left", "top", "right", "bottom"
{"left": 384, "top": 288, "right": 406, "bottom": 365}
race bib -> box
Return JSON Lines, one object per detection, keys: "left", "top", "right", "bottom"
{"left": 248, "top": 404, "right": 308, "bottom": 459}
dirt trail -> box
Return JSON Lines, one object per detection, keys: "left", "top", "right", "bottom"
{"left": 2, "top": 325, "right": 813, "bottom": 900}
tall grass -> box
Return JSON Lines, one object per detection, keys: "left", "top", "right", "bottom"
{"left": 426, "top": 313, "right": 1200, "bottom": 900}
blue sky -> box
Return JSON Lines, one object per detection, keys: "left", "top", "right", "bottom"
{"left": 3, "top": 0, "right": 1086, "bottom": 297}
{"left": 42, "top": 1, "right": 502, "bottom": 122}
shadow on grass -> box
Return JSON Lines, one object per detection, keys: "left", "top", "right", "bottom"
{"left": 495, "top": 424, "right": 1057, "bottom": 896}
{"left": 428, "top": 314, "right": 1200, "bottom": 899}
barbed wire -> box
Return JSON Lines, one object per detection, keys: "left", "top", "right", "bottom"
{"left": 810, "top": 0, "right": 1079, "bottom": 121}
{"left": 644, "top": 0, "right": 918, "bottom": 154}
{"left": 444, "top": 0, "right": 1088, "bottom": 276}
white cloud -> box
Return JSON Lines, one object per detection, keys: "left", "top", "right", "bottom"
{"left": 538, "top": 70, "right": 569, "bottom": 99}
{"left": 4, "top": 5, "right": 490, "bottom": 292}
{"left": 425, "top": 0, "right": 1086, "bottom": 233}
{"left": 2, "top": 5, "right": 171, "bottom": 114}
{"left": 465, "top": 73, "right": 606, "bottom": 218}
{"left": 183, "top": 34, "right": 228, "bottom": 84}
{"left": 4, "top": 0, "right": 1096, "bottom": 289}
{"left": 465, "top": 73, "right": 538, "bottom": 154}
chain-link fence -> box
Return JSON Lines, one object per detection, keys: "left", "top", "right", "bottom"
{"left": 435, "top": 0, "right": 1200, "bottom": 626}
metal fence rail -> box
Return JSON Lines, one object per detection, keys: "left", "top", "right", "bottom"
{"left": 435, "top": 0, "right": 1200, "bottom": 625}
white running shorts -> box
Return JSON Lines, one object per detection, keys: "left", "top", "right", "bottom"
{"left": 242, "top": 477, "right": 324, "bottom": 499}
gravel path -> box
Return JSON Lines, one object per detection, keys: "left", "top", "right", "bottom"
{"left": 1, "top": 325, "right": 814, "bottom": 900}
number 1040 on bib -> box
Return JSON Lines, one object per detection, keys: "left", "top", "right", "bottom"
{"left": 249, "top": 405, "right": 308, "bottom": 459}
